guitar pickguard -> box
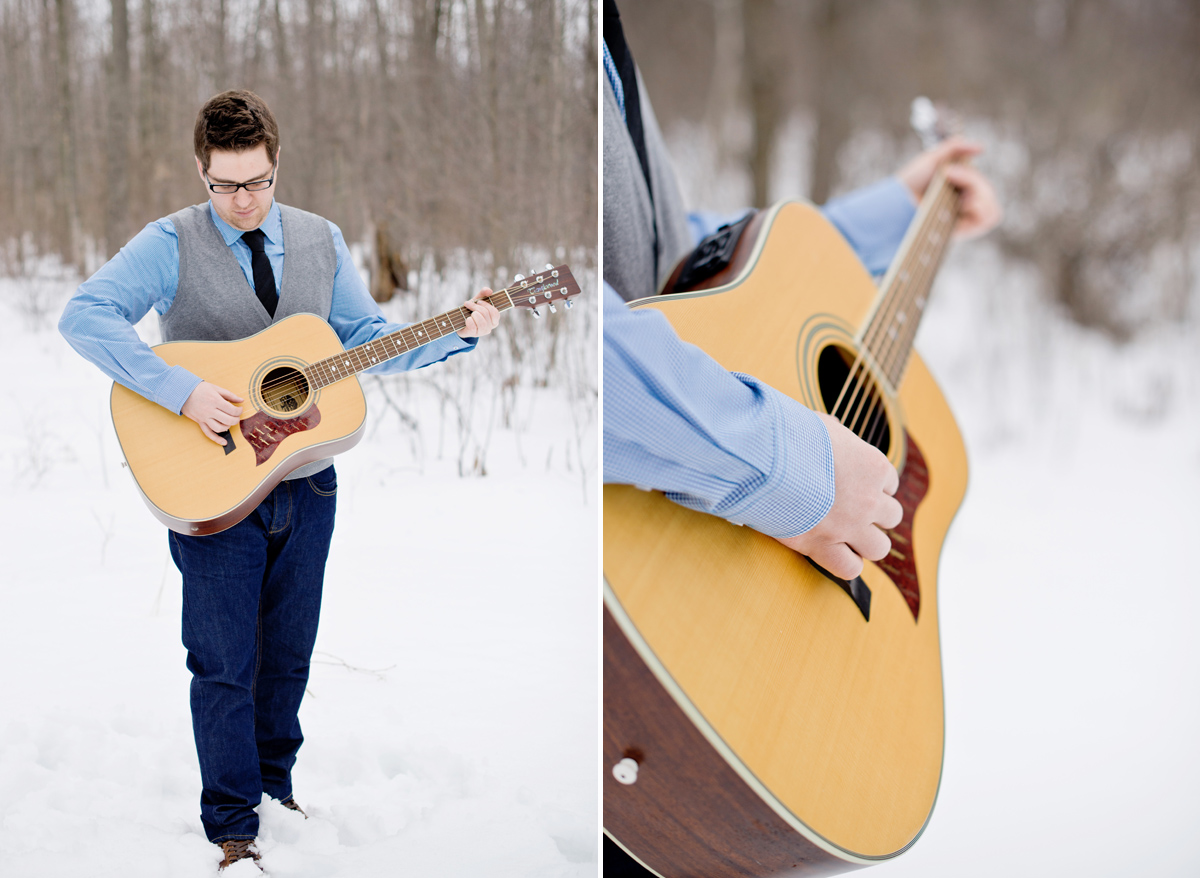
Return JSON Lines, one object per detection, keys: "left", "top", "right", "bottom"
{"left": 240, "top": 406, "right": 322, "bottom": 466}
{"left": 877, "top": 430, "right": 929, "bottom": 620}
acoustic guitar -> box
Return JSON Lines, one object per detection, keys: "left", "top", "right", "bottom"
{"left": 111, "top": 265, "right": 581, "bottom": 535}
{"left": 603, "top": 152, "right": 968, "bottom": 873}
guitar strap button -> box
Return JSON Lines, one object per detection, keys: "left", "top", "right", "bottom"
{"left": 612, "top": 757, "right": 639, "bottom": 785}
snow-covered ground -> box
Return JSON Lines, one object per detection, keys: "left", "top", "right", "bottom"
{"left": 0, "top": 258, "right": 599, "bottom": 877}
{"left": 874, "top": 247, "right": 1200, "bottom": 877}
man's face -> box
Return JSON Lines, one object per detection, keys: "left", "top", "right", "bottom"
{"left": 197, "top": 145, "right": 278, "bottom": 232}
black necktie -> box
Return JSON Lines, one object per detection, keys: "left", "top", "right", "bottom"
{"left": 241, "top": 228, "right": 278, "bottom": 318}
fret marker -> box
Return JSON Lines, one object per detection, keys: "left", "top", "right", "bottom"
{"left": 920, "top": 253, "right": 930, "bottom": 265}
{"left": 916, "top": 296, "right": 926, "bottom": 309}
{"left": 899, "top": 270, "right": 909, "bottom": 282}
{"left": 897, "top": 312, "right": 906, "bottom": 323}
{"left": 888, "top": 327, "right": 898, "bottom": 339}
{"left": 441, "top": 321, "right": 447, "bottom": 327}
{"left": 371, "top": 357, "right": 377, "bottom": 363}
{"left": 417, "top": 330, "right": 423, "bottom": 336}
{"left": 940, "top": 209, "right": 951, "bottom": 222}
{"left": 931, "top": 231, "right": 942, "bottom": 244}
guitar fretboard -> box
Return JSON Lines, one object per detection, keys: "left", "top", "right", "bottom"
{"left": 862, "top": 170, "right": 962, "bottom": 388}
{"left": 303, "top": 289, "right": 517, "bottom": 391}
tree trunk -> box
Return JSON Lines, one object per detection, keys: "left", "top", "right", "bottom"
{"left": 105, "top": 0, "right": 131, "bottom": 256}
{"left": 55, "top": 0, "right": 80, "bottom": 268}
{"left": 809, "top": 0, "right": 851, "bottom": 205}
{"left": 744, "top": 0, "right": 780, "bottom": 208}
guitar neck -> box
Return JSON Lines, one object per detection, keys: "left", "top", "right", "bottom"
{"left": 862, "top": 168, "right": 962, "bottom": 389}
{"left": 304, "top": 288, "right": 518, "bottom": 390}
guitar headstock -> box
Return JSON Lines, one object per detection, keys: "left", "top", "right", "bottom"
{"left": 910, "top": 96, "right": 963, "bottom": 149}
{"left": 502, "top": 264, "right": 582, "bottom": 318}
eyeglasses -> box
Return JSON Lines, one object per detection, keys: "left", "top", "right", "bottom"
{"left": 205, "top": 164, "right": 276, "bottom": 194}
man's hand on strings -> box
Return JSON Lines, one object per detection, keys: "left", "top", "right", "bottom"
{"left": 896, "top": 135, "right": 1002, "bottom": 240}
{"left": 458, "top": 289, "right": 502, "bottom": 339}
{"left": 181, "top": 381, "right": 244, "bottom": 446}
{"left": 775, "top": 414, "right": 903, "bottom": 581}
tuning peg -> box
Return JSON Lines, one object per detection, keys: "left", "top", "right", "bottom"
{"left": 549, "top": 303, "right": 557, "bottom": 314}
{"left": 531, "top": 307, "right": 541, "bottom": 318}
{"left": 564, "top": 299, "right": 573, "bottom": 310}
{"left": 910, "top": 96, "right": 940, "bottom": 149}
{"left": 514, "top": 273, "right": 525, "bottom": 282}
{"left": 544, "top": 263, "right": 553, "bottom": 270}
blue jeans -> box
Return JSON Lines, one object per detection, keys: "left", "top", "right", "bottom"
{"left": 169, "top": 464, "right": 337, "bottom": 843}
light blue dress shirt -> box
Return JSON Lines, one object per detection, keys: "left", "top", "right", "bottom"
{"left": 59, "top": 200, "right": 475, "bottom": 414}
{"left": 603, "top": 182, "right": 916, "bottom": 539}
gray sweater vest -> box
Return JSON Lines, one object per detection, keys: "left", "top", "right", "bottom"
{"left": 162, "top": 202, "right": 338, "bottom": 479}
{"left": 603, "top": 72, "right": 694, "bottom": 302}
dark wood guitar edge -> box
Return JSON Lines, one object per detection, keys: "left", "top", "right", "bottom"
{"left": 603, "top": 594, "right": 876, "bottom": 877}
{"left": 134, "top": 419, "right": 367, "bottom": 536}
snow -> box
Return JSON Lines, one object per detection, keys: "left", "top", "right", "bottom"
{"left": 0, "top": 260, "right": 598, "bottom": 877}
{"left": 870, "top": 246, "right": 1200, "bottom": 877}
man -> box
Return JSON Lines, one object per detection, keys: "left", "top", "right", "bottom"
{"left": 59, "top": 90, "right": 500, "bottom": 871}
{"left": 602, "top": 1, "right": 1000, "bottom": 872}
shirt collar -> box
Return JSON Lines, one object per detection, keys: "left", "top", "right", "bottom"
{"left": 207, "top": 199, "right": 282, "bottom": 248}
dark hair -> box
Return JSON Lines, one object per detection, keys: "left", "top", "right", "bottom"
{"left": 193, "top": 90, "right": 279, "bottom": 171}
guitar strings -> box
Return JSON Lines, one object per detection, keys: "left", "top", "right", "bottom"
{"left": 863, "top": 171, "right": 956, "bottom": 383}
{"left": 875, "top": 180, "right": 959, "bottom": 384}
{"left": 831, "top": 173, "right": 959, "bottom": 447}
{"left": 250, "top": 290, "right": 519, "bottom": 400}
{"left": 825, "top": 183, "right": 940, "bottom": 438}
{"left": 855, "top": 180, "right": 955, "bottom": 447}
{"left": 863, "top": 188, "right": 957, "bottom": 448}
{"left": 860, "top": 180, "right": 960, "bottom": 449}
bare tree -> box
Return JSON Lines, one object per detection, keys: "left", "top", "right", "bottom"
{"left": 0, "top": 0, "right": 596, "bottom": 287}
{"left": 105, "top": 0, "right": 131, "bottom": 257}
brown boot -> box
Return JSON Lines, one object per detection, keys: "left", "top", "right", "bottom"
{"left": 217, "top": 838, "right": 261, "bottom": 870}
{"left": 281, "top": 797, "right": 307, "bottom": 819}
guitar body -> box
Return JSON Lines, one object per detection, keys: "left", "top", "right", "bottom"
{"left": 111, "top": 313, "right": 367, "bottom": 535}
{"left": 604, "top": 201, "right": 968, "bottom": 874}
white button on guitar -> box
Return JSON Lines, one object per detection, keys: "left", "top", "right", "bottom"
{"left": 612, "top": 757, "right": 639, "bottom": 785}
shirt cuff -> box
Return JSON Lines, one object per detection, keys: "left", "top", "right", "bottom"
{"left": 822, "top": 177, "right": 917, "bottom": 277}
{"left": 154, "top": 366, "right": 204, "bottom": 415}
{"left": 665, "top": 376, "right": 836, "bottom": 539}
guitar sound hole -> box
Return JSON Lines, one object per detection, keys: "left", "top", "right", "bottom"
{"left": 260, "top": 366, "right": 310, "bottom": 415}
{"left": 818, "top": 345, "right": 891, "bottom": 455}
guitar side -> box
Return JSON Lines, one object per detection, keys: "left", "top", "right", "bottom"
{"left": 603, "top": 201, "right": 968, "bottom": 871}
{"left": 110, "top": 313, "right": 367, "bottom": 535}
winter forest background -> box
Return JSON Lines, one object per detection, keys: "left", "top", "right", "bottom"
{"left": 622, "top": 1, "right": 1200, "bottom": 876}
{"left": 0, "top": 0, "right": 597, "bottom": 273}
